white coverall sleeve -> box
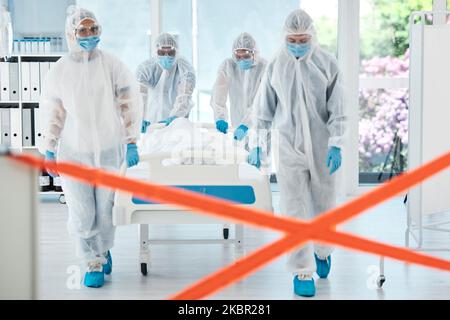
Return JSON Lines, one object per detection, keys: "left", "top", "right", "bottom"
{"left": 249, "top": 66, "right": 277, "bottom": 150}
{"left": 139, "top": 84, "right": 148, "bottom": 121}
{"left": 39, "top": 67, "right": 67, "bottom": 154}
{"left": 326, "top": 61, "right": 346, "bottom": 149}
{"left": 240, "top": 71, "right": 265, "bottom": 128}
{"left": 210, "top": 61, "right": 230, "bottom": 122}
{"left": 114, "top": 60, "right": 143, "bottom": 144}
{"left": 240, "top": 106, "right": 254, "bottom": 128}
{"left": 169, "top": 62, "right": 196, "bottom": 118}
{"left": 135, "top": 60, "right": 157, "bottom": 121}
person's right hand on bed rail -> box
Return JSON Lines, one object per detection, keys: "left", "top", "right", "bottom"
{"left": 126, "top": 143, "right": 139, "bottom": 168}
{"left": 233, "top": 124, "right": 249, "bottom": 141}
{"left": 141, "top": 120, "right": 151, "bottom": 133}
{"left": 216, "top": 119, "right": 229, "bottom": 134}
{"left": 159, "top": 116, "right": 177, "bottom": 126}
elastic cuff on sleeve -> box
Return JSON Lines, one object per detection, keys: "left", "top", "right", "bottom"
{"left": 328, "top": 136, "right": 344, "bottom": 149}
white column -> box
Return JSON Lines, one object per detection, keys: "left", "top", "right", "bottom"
{"left": 338, "top": 0, "right": 360, "bottom": 196}
{"left": 150, "top": 0, "right": 161, "bottom": 56}
{"left": 192, "top": 0, "right": 200, "bottom": 121}
{"left": 433, "top": 0, "right": 447, "bottom": 25}
{"left": 0, "top": 154, "right": 38, "bottom": 299}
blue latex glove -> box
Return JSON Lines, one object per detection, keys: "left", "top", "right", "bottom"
{"left": 327, "top": 146, "right": 342, "bottom": 175}
{"left": 126, "top": 143, "right": 139, "bottom": 168}
{"left": 141, "top": 120, "right": 151, "bottom": 133}
{"left": 45, "top": 150, "right": 59, "bottom": 178}
{"left": 216, "top": 120, "right": 228, "bottom": 134}
{"left": 248, "top": 147, "right": 262, "bottom": 169}
{"left": 158, "top": 116, "right": 177, "bottom": 126}
{"left": 233, "top": 124, "right": 249, "bottom": 141}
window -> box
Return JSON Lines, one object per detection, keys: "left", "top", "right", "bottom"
{"left": 358, "top": 0, "right": 433, "bottom": 183}
{"left": 301, "top": 0, "right": 338, "bottom": 55}
{"left": 161, "top": 0, "right": 193, "bottom": 64}
{"left": 161, "top": 0, "right": 195, "bottom": 118}
{"left": 192, "top": 0, "right": 300, "bottom": 122}
{"left": 76, "top": 0, "right": 151, "bottom": 74}
{"left": 75, "top": 0, "right": 338, "bottom": 124}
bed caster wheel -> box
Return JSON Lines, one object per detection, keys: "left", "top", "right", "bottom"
{"left": 223, "top": 228, "right": 229, "bottom": 240}
{"left": 377, "top": 275, "right": 385, "bottom": 288}
{"left": 58, "top": 194, "right": 66, "bottom": 204}
{"left": 141, "top": 263, "right": 148, "bottom": 276}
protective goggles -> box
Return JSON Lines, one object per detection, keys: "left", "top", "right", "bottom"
{"left": 234, "top": 49, "right": 254, "bottom": 60}
{"left": 157, "top": 47, "right": 177, "bottom": 57}
{"left": 75, "top": 24, "right": 101, "bottom": 38}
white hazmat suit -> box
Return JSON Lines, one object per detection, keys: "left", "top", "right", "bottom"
{"left": 0, "top": 6, "right": 12, "bottom": 60}
{"left": 136, "top": 33, "right": 196, "bottom": 123}
{"left": 40, "top": 6, "right": 143, "bottom": 263}
{"left": 210, "top": 32, "right": 267, "bottom": 128}
{"left": 252, "top": 9, "right": 346, "bottom": 278}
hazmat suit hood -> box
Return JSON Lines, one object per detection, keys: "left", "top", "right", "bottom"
{"left": 65, "top": 5, "right": 102, "bottom": 58}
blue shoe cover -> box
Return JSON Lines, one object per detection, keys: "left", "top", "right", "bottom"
{"left": 315, "top": 253, "right": 331, "bottom": 279}
{"left": 103, "top": 251, "right": 112, "bottom": 275}
{"left": 84, "top": 271, "right": 104, "bottom": 288}
{"left": 293, "top": 276, "right": 316, "bottom": 297}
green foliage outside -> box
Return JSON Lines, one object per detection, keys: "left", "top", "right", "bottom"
{"left": 360, "top": 0, "right": 432, "bottom": 59}
{"left": 313, "top": 0, "right": 433, "bottom": 174}
{"left": 313, "top": 0, "right": 433, "bottom": 59}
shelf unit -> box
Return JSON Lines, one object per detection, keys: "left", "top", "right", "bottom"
{"left": 1, "top": 53, "right": 65, "bottom": 201}
{"left": 1, "top": 53, "right": 63, "bottom": 150}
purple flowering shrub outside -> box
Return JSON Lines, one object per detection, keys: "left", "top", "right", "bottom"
{"left": 359, "top": 52, "right": 409, "bottom": 173}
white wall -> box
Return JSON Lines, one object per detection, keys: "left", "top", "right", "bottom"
{"left": 8, "top": 0, "right": 75, "bottom": 37}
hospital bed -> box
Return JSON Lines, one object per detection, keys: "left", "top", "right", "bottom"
{"left": 112, "top": 123, "right": 273, "bottom": 276}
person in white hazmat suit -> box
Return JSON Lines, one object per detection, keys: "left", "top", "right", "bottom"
{"left": 0, "top": 5, "right": 13, "bottom": 60}
{"left": 40, "top": 6, "right": 143, "bottom": 288}
{"left": 210, "top": 32, "right": 267, "bottom": 141}
{"left": 136, "top": 33, "right": 196, "bottom": 133}
{"left": 248, "top": 9, "right": 346, "bottom": 297}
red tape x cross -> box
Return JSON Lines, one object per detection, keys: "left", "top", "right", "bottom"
{"left": 8, "top": 151, "right": 450, "bottom": 300}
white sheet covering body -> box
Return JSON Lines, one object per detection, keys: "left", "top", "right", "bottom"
{"left": 139, "top": 118, "right": 249, "bottom": 165}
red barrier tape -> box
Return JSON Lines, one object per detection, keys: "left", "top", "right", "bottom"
{"left": 8, "top": 151, "right": 450, "bottom": 300}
